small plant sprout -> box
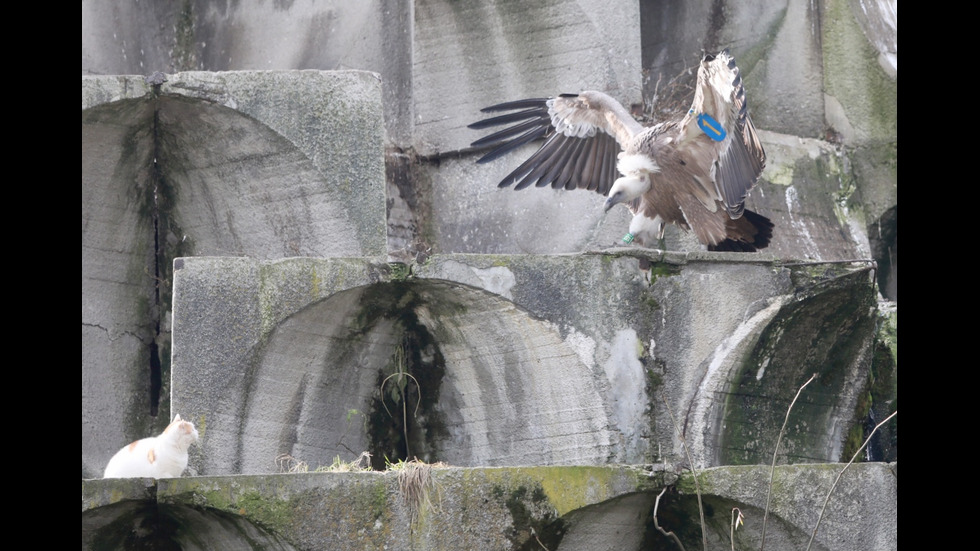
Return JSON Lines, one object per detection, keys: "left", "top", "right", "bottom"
{"left": 731, "top": 507, "right": 745, "bottom": 551}
{"left": 381, "top": 344, "right": 422, "bottom": 459}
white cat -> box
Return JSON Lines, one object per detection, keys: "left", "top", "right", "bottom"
{"left": 103, "top": 414, "right": 199, "bottom": 479}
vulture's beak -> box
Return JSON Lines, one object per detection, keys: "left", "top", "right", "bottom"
{"left": 604, "top": 179, "right": 631, "bottom": 212}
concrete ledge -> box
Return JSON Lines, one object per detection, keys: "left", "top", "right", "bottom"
{"left": 82, "top": 462, "right": 895, "bottom": 551}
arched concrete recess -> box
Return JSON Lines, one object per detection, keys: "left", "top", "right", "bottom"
{"left": 82, "top": 94, "right": 363, "bottom": 478}
{"left": 689, "top": 266, "right": 879, "bottom": 468}
{"left": 220, "top": 279, "right": 618, "bottom": 474}
{"left": 526, "top": 491, "right": 830, "bottom": 551}
{"left": 82, "top": 500, "right": 297, "bottom": 551}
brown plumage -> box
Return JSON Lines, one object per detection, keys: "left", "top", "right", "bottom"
{"left": 468, "top": 49, "right": 772, "bottom": 251}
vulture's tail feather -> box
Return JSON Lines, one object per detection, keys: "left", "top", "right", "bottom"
{"left": 709, "top": 209, "right": 774, "bottom": 252}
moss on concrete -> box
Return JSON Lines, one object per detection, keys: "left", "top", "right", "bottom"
{"left": 841, "top": 304, "right": 896, "bottom": 461}
{"left": 719, "top": 265, "right": 876, "bottom": 465}
{"left": 228, "top": 490, "right": 295, "bottom": 535}
{"left": 646, "top": 262, "right": 682, "bottom": 286}
{"left": 821, "top": 0, "right": 897, "bottom": 141}
{"left": 473, "top": 466, "right": 652, "bottom": 516}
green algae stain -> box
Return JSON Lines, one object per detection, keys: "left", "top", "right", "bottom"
{"left": 310, "top": 266, "right": 321, "bottom": 298}
{"left": 536, "top": 467, "right": 611, "bottom": 516}
{"left": 675, "top": 470, "right": 703, "bottom": 495}
{"left": 646, "top": 262, "right": 681, "bottom": 287}
{"left": 531, "top": 466, "right": 649, "bottom": 516}
{"left": 768, "top": 163, "right": 795, "bottom": 186}
{"left": 186, "top": 482, "right": 298, "bottom": 537}
{"left": 388, "top": 262, "right": 412, "bottom": 281}
{"left": 232, "top": 491, "right": 294, "bottom": 534}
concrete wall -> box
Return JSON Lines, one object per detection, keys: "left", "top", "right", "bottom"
{"left": 82, "top": 1, "right": 897, "bottom": 548}
{"left": 82, "top": 72, "right": 387, "bottom": 477}
{"left": 81, "top": 0, "right": 897, "bottom": 267}
{"left": 168, "top": 254, "right": 878, "bottom": 478}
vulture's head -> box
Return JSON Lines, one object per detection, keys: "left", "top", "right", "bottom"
{"left": 603, "top": 174, "right": 650, "bottom": 212}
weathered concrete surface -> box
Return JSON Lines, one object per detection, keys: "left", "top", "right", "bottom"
{"left": 822, "top": 0, "right": 898, "bottom": 146}
{"left": 753, "top": 130, "right": 870, "bottom": 261}
{"left": 81, "top": 0, "right": 897, "bottom": 271}
{"left": 678, "top": 462, "right": 898, "bottom": 551}
{"left": 412, "top": 0, "right": 642, "bottom": 157}
{"left": 82, "top": 71, "right": 386, "bottom": 478}
{"left": 81, "top": 0, "right": 416, "bottom": 145}
{"left": 81, "top": 0, "right": 896, "bottom": 149}
{"left": 639, "top": 0, "right": 826, "bottom": 139}
{"left": 82, "top": 3, "right": 896, "bottom": 546}
{"left": 82, "top": 462, "right": 895, "bottom": 551}
{"left": 82, "top": 466, "right": 662, "bottom": 550}
{"left": 821, "top": 0, "right": 898, "bottom": 302}
{"left": 82, "top": 71, "right": 386, "bottom": 258}
{"left": 849, "top": 0, "right": 897, "bottom": 77}
{"left": 168, "top": 254, "right": 881, "bottom": 477}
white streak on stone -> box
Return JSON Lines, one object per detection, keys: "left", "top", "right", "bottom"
{"left": 470, "top": 266, "right": 516, "bottom": 300}
{"left": 688, "top": 296, "right": 790, "bottom": 465}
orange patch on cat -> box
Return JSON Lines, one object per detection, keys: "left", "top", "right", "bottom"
{"left": 147, "top": 448, "right": 156, "bottom": 464}
{"left": 127, "top": 441, "right": 139, "bottom": 452}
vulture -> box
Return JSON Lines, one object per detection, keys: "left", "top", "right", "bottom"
{"left": 468, "top": 49, "right": 773, "bottom": 252}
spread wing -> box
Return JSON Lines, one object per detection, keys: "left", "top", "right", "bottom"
{"left": 468, "top": 92, "right": 643, "bottom": 195}
{"left": 678, "top": 49, "right": 766, "bottom": 219}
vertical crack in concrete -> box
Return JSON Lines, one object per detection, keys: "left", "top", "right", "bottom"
{"left": 148, "top": 103, "right": 163, "bottom": 417}
{"left": 705, "top": 0, "right": 727, "bottom": 51}
{"left": 385, "top": 147, "right": 432, "bottom": 264}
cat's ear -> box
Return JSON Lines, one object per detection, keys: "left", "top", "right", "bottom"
{"left": 174, "top": 414, "right": 182, "bottom": 422}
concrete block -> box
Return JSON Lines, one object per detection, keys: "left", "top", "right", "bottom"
{"left": 171, "top": 254, "right": 879, "bottom": 476}
{"left": 82, "top": 71, "right": 386, "bottom": 477}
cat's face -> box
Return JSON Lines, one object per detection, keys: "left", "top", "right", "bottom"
{"left": 166, "top": 414, "right": 200, "bottom": 445}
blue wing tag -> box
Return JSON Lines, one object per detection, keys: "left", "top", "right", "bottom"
{"left": 696, "top": 112, "right": 727, "bottom": 141}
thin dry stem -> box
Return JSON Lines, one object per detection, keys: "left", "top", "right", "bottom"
{"left": 653, "top": 487, "right": 688, "bottom": 551}
{"left": 395, "top": 458, "right": 444, "bottom": 525}
{"left": 761, "top": 373, "right": 816, "bottom": 551}
{"left": 660, "top": 392, "right": 706, "bottom": 550}
{"left": 531, "top": 528, "right": 550, "bottom": 551}
{"left": 640, "top": 62, "right": 698, "bottom": 124}
{"left": 275, "top": 453, "right": 308, "bottom": 473}
{"left": 805, "top": 410, "right": 897, "bottom": 551}
{"left": 380, "top": 344, "right": 422, "bottom": 459}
